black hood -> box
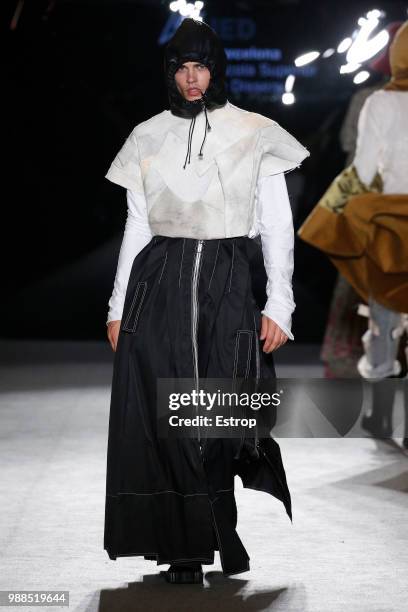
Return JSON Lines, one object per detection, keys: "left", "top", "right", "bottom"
{"left": 163, "top": 18, "right": 228, "bottom": 119}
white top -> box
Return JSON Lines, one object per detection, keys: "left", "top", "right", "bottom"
{"left": 105, "top": 101, "right": 309, "bottom": 240}
{"left": 353, "top": 90, "right": 408, "bottom": 193}
{"left": 107, "top": 171, "right": 296, "bottom": 340}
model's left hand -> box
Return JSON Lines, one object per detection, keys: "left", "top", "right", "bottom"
{"left": 260, "top": 315, "right": 288, "bottom": 352}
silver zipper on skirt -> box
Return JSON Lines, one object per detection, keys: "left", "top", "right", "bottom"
{"left": 191, "top": 239, "right": 204, "bottom": 445}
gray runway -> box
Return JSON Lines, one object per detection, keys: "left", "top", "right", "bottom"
{"left": 0, "top": 340, "right": 407, "bottom": 612}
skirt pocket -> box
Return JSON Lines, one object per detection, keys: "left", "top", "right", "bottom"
{"left": 232, "top": 330, "right": 253, "bottom": 379}
{"left": 121, "top": 281, "right": 148, "bottom": 333}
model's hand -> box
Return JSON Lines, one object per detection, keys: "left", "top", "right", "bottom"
{"left": 260, "top": 315, "right": 288, "bottom": 353}
{"left": 107, "top": 320, "right": 121, "bottom": 352}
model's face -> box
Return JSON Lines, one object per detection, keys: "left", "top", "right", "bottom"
{"left": 174, "top": 61, "right": 211, "bottom": 101}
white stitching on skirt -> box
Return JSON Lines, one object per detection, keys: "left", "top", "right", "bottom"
{"left": 228, "top": 240, "right": 235, "bottom": 293}
{"left": 252, "top": 312, "right": 261, "bottom": 386}
{"left": 158, "top": 250, "right": 168, "bottom": 284}
{"left": 178, "top": 238, "right": 186, "bottom": 288}
{"left": 208, "top": 499, "right": 225, "bottom": 570}
{"left": 122, "top": 283, "right": 141, "bottom": 330}
{"left": 232, "top": 330, "right": 253, "bottom": 379}
{"left": 166, "top": 557, "right": 212, "bottom": 563}
{"left": 245, "top": 332, "right": 253, "bottom": 378}
{"left": 108, "top": 491, "right": 209, "bottom": 497}
{"left": 208, "top": 240, "right": 220, "bottom": 290}
{"left": 113, "top": 552, "right": 214, "bottom": 563}
{"left": 122, "top": 281, "right": 147, "bottom": 332}
{"left": 107, "top": 486, "right": 234, "bottom": 498}
{"left": 232, "top": 331, "right": 241, "bottom": 379}
{"left": 208, "top": 497, "right": 250, "bottom": 574}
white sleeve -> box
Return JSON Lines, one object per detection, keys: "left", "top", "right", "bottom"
{"left": 255, "top": 172, "right": 296, "bottom": 341}
{"left": 107, "top": 189, "right": 153, "bottom": 324}
{"left": 352, "top": 94, "right": 382, "bottom": 187}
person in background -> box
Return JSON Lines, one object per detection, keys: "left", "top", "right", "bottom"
{"left": 352, "top": 22, "right": 408, "bottom": 446}
{"left": 298, "top": 21, "right": 408, "bottom": 449}
{"left": 320, "top": 21, "right": 403, "bottom": 379}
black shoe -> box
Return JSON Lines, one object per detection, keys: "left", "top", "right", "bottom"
{"left": 163, "top": 563, "right": 203, "bottom": 584}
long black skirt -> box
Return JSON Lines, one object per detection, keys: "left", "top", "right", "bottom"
{"left": 104, "top": 234, "right": 292, "bottom": 576}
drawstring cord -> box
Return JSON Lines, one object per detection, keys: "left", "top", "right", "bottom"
{"left": 198, "top": 103, "right": 212, "bottom": 159}
{"left": 183, "top": 115, "right": 196, "bottom": 169}
{"left": 182, "top": 100, "right": 212, "bottom": 169}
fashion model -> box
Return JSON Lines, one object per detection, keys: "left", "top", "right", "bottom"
{"left": 104, "top": 18, "right": 309, "bottom": 584}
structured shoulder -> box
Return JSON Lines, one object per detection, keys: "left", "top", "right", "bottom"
{"left": 129, "top": 109, "right": 172, "bottom": 139}
{"left": 223, "top": 101, "right": 275, "bottom": 132}
{"left": 223, "top": 102, "right": 309, "bottom": 152}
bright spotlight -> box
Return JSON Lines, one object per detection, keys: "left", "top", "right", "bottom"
{"left": 353, "top": 70, "right": 370, "bottom": 84}
{"left": 322, "top": 48, "right": 335, "bottom": 58}
{"left": 337, "top": 38, "right": 352, "bottom": 53}
{"left": 285, "top": 75, "right": 295, "bottom": 92}
{"left": 340, "top": 62, "right": 362, "bottom": 74}
{"left": 367, "top": 9, "right": 382, "bottom": 20}
{"left": 282, "top": 92, "right": 295, "bottom": 105}
{"left": 294, "top": 51, "right": 320, "bottom": 67}
{"left": 169, "top": 0, "right": 204, "bottom": 19}
{"left": 346, "top": 28, "right": 389, "bottom": 64}
{"left": 179, "top": 4, "right": 190, "bottom": 16}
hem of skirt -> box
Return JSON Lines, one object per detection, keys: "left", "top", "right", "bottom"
{"left": 241, "top": 483, "right": 292, "bottom": 521}
{"left": 104, "top": 548, "right": 215, "bottom": 566}
{"left": 222, "top": 561, "right": 251, "bottom": 577}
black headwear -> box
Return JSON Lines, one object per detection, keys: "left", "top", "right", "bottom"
{"left": 163, "top": 18, "right": 228, "bottom": 168}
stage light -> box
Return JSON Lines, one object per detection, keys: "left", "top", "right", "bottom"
{"left": 179, "top": 4, "right": 190, "bottom": 16}
{"left": 340, "top": 62, "right": 362, "bottom": 74}
{"left": 322, "top": 48, "right": 335, "bottom": 58}
{"left": 285, "top": 75, "right": 295, "bottom": 92}
{"left": 367, "top": 9, "right": 382, "bottom": 20}
{"left": 337, "top": 38, "right": 353, "bottom": 53}
{"left": 340, "top": 9, "right": 389, "bottom": 75}
{"left": 353, "top": 70, "right": 370, "bottom": 84}
{"left": 294, "top": 51, "right": 320, "bottom": 67}
{"left": 346, "top": 28, "right": 389, "bottom": 64}
{"left": 169, "top": 0, "right": 204, "bottom": 19}
{"left": 282, "top": 92, "right": 295, "bottom": 105}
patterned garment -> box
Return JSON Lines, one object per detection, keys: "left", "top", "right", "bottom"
{"left": 320, "top": 274, "right": 367, "bottom": 378}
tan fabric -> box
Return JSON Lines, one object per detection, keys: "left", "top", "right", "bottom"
{"left": 316, "top": 164, "right": 382, "bottom": 213}
{"left": 298, "top": 180, "right": 408, "bottom": 312}
{"left": 383, "top": 20, "right": 408, "bottom": 91}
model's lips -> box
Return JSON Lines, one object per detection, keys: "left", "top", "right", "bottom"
{"left": 187, "top": 88, "right": 201, "bottom": 94}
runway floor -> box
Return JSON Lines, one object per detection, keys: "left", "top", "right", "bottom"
{"left": 0, "top": 340, "right": 407, "bottom": 612}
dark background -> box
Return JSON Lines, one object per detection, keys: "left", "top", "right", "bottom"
{"left": 3, "top": 0, "right": 407, "bottom": 340}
